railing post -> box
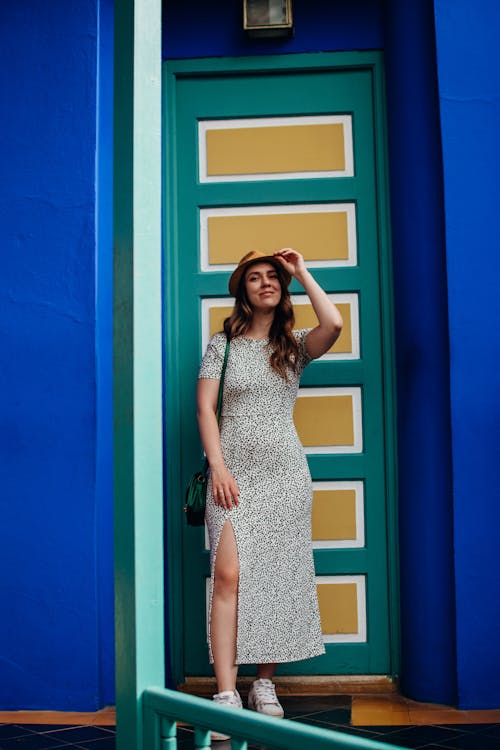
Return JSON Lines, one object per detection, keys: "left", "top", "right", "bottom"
{"left": 142, "top": 704, "right": 161, "bottom": 750}
{"left": 161, "top": 718, "right": 178, "bottom": 748}
{"left": 194, "top": 726, "right": 211, "bottom": 749}
{"left": 231, "top": 739, "right": 248, "bottom": 749}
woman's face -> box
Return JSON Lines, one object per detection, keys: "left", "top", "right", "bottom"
{"left": 244, "top": 262, "right": 282, "bottom": 311}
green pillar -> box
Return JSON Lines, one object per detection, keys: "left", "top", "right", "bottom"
{"left": 114, "top": 1, "right": 164, "bottom": 749}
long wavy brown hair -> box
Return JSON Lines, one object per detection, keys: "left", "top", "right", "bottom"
{"left": 223, "top": 261, "right": 299, "bottom": 380}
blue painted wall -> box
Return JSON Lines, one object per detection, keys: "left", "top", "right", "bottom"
{"left": 163, "top": 0, "right": 383, "bottom": 58}
{"left": 384, "top": 0, "right": 456, "bottom": 705}
{"left": 434, "top": 0, "right": 500, "bottom": 709}
{"left": 0, "top": 0, "right": 114, "bottom": 709}
{"left": 2, "top": 0, "right": 498, "bottom": 713}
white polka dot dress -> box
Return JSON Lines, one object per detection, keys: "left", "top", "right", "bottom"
{"left": 198, "top": 329, "right": 325, "bottom": 665}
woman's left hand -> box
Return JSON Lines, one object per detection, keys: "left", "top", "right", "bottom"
{"left": 274, "top": 248, "right": 307, "bottom": 279}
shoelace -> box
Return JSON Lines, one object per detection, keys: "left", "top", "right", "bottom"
{"left": 254, "top": 680, "right": 279, "bottom": 705}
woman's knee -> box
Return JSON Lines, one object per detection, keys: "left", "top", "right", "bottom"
{"left": 214, "top": 563, "right": 239, "bottom": 595}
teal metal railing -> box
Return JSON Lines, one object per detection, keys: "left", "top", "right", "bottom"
{"left": 143, "top": 687, "right": 407, "bottom": 750}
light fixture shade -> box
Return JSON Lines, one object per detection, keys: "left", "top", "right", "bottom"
{"left": 243, "top": 0, "right": 293, "bottom": 38}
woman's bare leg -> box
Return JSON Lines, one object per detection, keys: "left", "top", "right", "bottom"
{"left": 211, "top": 520, "right": 239, "bottom": 693}
{"left": 257, "top": 663, "right": 277, "bottom": 680}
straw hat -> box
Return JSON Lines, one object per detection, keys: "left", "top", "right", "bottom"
{"left": 228, "top": 250, "right": 292, "bottom": 297}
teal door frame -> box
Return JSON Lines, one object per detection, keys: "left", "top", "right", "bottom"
{"left": 164, "top": 51, "right": 400, "bottom": 686}
{"left": 113, "top": 2, "right": 164, "bottom": 750}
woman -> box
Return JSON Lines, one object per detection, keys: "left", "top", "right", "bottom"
{"left": 197, "top": 248, "right": 343, "bottom": 735}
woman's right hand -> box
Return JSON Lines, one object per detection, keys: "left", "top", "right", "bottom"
{"left": 210, "top": 463, "right": 240, "bottom": 510}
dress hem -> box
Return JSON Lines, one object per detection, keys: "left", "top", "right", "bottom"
{"left": 209, "top": 644, "right": 326, "bottom": 666}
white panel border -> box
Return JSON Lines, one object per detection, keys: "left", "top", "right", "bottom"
{"left": 201, "top": 297, "right": 232, "bottom": 355}
{"left": 291, "top": 293, "right": 360, "bottom": 360}
{"left": 199, "top": 115, "right": 354, "bottom": 183}
{"left": 200, "top": 202, "right": 358, "bottom": 272}
{"left": 311, "top": 480, "right": 365, "bottom": 549}
{"left": 316, "top": 575, "right": 367, "bottom": 643}
{"left": 297, "top": 386, "right": 363, "bottom": 454}
{"left": 201, "top": 297, "right": 359, "bottom": 362}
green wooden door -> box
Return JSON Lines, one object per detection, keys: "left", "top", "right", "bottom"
{"left": 164, "top": 53, "right": 398, "bottom": 681}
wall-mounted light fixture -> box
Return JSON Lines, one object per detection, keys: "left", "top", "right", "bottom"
{"left": 243, "top": 0, "right": 293, "bottom": 38}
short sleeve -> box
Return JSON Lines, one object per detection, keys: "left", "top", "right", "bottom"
{"left": 198, "top": 333, "right": 226, "bottom": 379}
{"left": 293, "top": 328, "right": 313, "bottom": 371}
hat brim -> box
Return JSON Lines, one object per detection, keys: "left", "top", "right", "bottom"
{"left": 228, "top": 255, "right": 292, "bottom": 297}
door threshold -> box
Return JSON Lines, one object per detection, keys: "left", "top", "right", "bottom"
{"left": 179, "top": 675, "right": 397, "bottom": 698}
{"left": 0, "top": 707, "right": 116, "bottom": 726}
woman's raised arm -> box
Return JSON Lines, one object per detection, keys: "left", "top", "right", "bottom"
{"left": 274, "top": 248, "right": 343, "bottom": 359}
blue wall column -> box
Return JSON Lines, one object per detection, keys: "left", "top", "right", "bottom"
{"left": 434, "top": 0, "right": 500, "bottom": 709}
{"left": 384, "top": 0, "right": 457, "bottom": 704}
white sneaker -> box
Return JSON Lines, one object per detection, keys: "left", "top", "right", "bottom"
{"left": 211, "top": 689, "right": 243, "bottom": 741}
{"left": 248, "top": 678, "right": 284, "bottom": 718}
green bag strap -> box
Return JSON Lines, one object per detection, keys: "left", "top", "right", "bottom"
{"left": 203, "top": 337, "right": 230, "bottom": 474}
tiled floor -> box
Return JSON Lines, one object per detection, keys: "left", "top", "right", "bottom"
{"left": 352, "top": 696, "right": 500, "bottom": 727}
{"left": 0, "top": 724, "right": 115, "bottom": 750}
{"left": 2, "top": 697, "right": 500, "bottom": 750}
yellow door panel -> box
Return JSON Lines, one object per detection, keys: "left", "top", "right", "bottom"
{"left": 206, "top": 122, "right": 346, "bottom": 176}
{"left": 207, "top": 210, "right": 349, "bottom": 263}
{"left": 312, "top": 489, "right": 357, "bottom": 541}
{"left": 317, "top": 582, "right": 359, "bottom": 634}
{"left": 294, "top": 394, "right": 355, "bottom": 447}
